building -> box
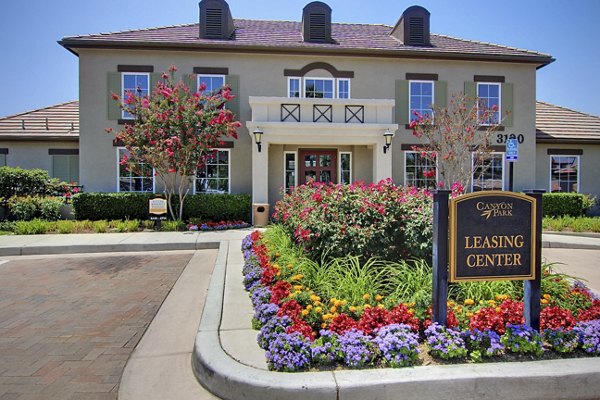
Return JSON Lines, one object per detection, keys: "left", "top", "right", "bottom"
{"left": 0, "top": 101, "right": 79, "bottom": 183}
{"left": 46, "top": 0, "right": 568, "bottom": 210}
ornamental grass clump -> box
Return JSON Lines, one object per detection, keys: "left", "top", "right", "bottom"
{"left": 265, "top": 331, "right": 312, "bottom": 372}
{"left": 573, "top": 320, "right": 600, "bottom": 355}
{"left": 424, "top": 323, "right": 468, "bottom": 360}
{"left": 373, "top": 324, "right": 420, "bottom": 368}
{"left": 542, "top": 329, "right": 579, "bottom": 354}
{"left": 501, "top": 324, "right": 543, "bottom": 356}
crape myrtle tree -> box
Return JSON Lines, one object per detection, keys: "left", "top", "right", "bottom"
{"left": 409, "top": 92, "right": 503, "bottom": 194}
{"left": 107, "top": 65, "right": 241, "bottom": 221}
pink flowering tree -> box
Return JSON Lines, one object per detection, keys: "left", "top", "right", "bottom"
{"left": 409, "top": 93, "right": 503, "bottom": 193}
{"left": 107, "top": 65, "right": 240, "bottom": 221}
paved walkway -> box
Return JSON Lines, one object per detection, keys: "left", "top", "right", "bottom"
{"left": 0, "top": 251, "right": 195, "bottom": 400}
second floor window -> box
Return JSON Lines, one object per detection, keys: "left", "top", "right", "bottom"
{"left": 122, "top": 73, "right": 149, "bottom": 119}
{"left": 477, "top": 83, "right": 501, "bottom": 125}
{"left": 198, "top": 74, "right": 225, "bottom": 94}
{"left": 409, "top": 81, "right": 434, "bottom": 122}
{"left": 288, "top": 77, "right": 351, "bottom": 99}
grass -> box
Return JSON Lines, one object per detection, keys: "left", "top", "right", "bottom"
{"left": 543, "top": 216, "right": 600, "bottom": 233}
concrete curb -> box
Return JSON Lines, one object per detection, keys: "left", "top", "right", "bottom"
{"left": 191, "top": 243, "right": 600, "bottom": 400}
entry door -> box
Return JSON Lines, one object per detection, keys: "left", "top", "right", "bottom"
{"left": 299, "top": 149, "right": 337, "bottom": 185}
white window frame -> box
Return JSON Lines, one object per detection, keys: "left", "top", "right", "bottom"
{"left": 303, "top": 77, "right": 335, "bottom": 99}
{"left": 283, "top": 151, "right": 298, "bottom": 192}
{"left": 477, "top": 82, "right": 501, "bottom": 126}
{"left": 194, "top": 149, "right": 231, "bottom": 194}
{"left": 339, "top": 151, "right": 352, "bottom": 184}
{"left": 116, "top": 147, "right": 155, "bottom": 193}
{"left": 337, "top": 79, "right": 351, "bottom": 99}
{"left": 121, "top": 72, "right": 150, "bottom": 119}
{"left": 287, "top": 77, "right": 301, "bottom": 98}
{"left": 471, "top": 151, "right": 505, "bottom": 192}
{"left": 197, "top": 74, "right": 226, "bottom": 94}
{"left": 404, "top": 150, "right": 438, "bottom": 189}
{"left": 409, "top": 80, "right": 435, "bottom": 122}
{"left": 549, "top": 155, "right": 580, "bottom": 193}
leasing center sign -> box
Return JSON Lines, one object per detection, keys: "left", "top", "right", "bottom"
{"left": 449, "top": 191, "right": 536, "bottom": 282}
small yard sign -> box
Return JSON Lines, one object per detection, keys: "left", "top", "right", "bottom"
{"left": 449, "top": 191, "right": 536, "bottom": 282}
{"left": 149, "top": 198, "right": 168, "bottom": 217}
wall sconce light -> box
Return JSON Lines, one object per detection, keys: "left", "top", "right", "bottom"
{"left": 383, "top": 129, "right": 394, "bottom": 154}
{"left": 253, "top": 127, "right": 263, "bottom": 152}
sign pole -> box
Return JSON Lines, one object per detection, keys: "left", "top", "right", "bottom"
{"left": 509, "top": 162, "right": 514, "bottom": 192}
{"left": 506, "top": 138, "right": 518, "bottom": 192}
{"left": 524, "top": 190, "right": 544, "bottom": 331}
{"left": 432, "top": 190, "right": 450, "bottom": 325}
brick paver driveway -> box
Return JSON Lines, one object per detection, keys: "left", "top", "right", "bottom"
{"left": 0, "top": 251, "right": 194, "bottom": 400}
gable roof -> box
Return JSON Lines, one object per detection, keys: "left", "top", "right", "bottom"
{"left": 59, "top": 19, "right": 553, "bottom": 67}
{"left": 536, "top": 101, "right": 600, "bottom": 144}
{"left": 0, "top": 101, "right": 79, "bottom": 141}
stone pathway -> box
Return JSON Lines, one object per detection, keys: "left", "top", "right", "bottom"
{"left": 0, "top": 251, "right": 194, "bottom": 400}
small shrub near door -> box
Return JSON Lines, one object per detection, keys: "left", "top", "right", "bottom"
{"left": 542, "top": 193, "right": 595, "bottom": 217}
{"left": 7, "top": 196, "right": 64, "bottom": 221}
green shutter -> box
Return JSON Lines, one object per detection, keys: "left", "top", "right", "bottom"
{"left": 107, "top": 72, "right": 122, "bottom": 120}
{"left": 52, "top": 156, "right": 68, "bottom": 182}
{"left": 225, "top": 75, "right": 240, "bottom": 118}
{"left": 464, "top": 81, "right": 477, "bottom": 112}
{"left": 150, "top": 73, "right": 163, "bottom": 93}
{"left": 395, "top": 79, "right": 409, "bottom": 125}
{"left": 184, "top": 74, "right": 197, "bottom": 93}
{"left": 501, "top": 83, "right": 514, "bottom": 127}
{"left": 434, "top": 80, "right": 447, "bottom": 109}
{"left": 69, "top": 155, "right": 80, "bottom": 184}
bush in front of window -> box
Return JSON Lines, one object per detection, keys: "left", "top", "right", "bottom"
{"left": 0, "top": 166, "right": 66, "bottom": 198}
{"left": 7, "top": 196, "right": 64, "bottom": 221}
{"left": 72, "top": 192, "right": 251, "bottom": 222}
{"left": 542, "top": 193, "right": 596, "bottom": 217}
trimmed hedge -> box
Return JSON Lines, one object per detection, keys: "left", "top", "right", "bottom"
{"left": 0, "top": 166, "right": 63, "bottom": 198}
{"left": 72, "top": 192, "right": 251, "bottom": 222}
{"left": 542, "top": 193, "right": 595, "bottom": 217}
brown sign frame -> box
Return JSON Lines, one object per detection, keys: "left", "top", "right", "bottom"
{"left": 449, "top": 190, "right": 536, "bottom": 282}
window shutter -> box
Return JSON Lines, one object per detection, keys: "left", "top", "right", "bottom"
{"left": 225, "top": 75, "right": 240, "bottom": 118}
{"left": 434, "top": 80, "right": 447, "bottom": 108}
{"left": 395, "top": 80, "right": 409, "bottom": 124}
{"left": 52, "top": 156, "right": 68, "bottom": 182}
{"left": 149, "top": 73, "right": 163, "bottom": 93}
{"left": 69, "top": 155, "right": 80, "bottom": 183}
{"left": 184, "top": 74, "right": 198, "bottom": 93}
{"left": 107, "top": 72, "right": 122, "bottom": 120}
{"left": 501, "top": 83, "right": 514, "bottom": 127}
{"left": 464, "top": 81, "right": 477, "bottom": 111}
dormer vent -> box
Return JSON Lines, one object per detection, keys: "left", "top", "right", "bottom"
{"left": 391, "top": 5, "right": 431, "bottom": 46}
{"left": 199, "top": 0, "right": 234, "bottom": 40}
{"left": 302, "top": 2, "right": 332, "bottom": 43}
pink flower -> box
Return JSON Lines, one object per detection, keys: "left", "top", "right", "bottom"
{"left": 142, "top": 98, "right": 150, "bottom": 108}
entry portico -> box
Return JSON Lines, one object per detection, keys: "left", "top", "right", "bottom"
{"left": 246, "top": 96, "right": 398, "bottom": 204}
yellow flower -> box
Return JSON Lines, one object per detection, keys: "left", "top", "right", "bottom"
{"left": 321, "top": 323, "right": 327, "bottom": 329}
{"left": 447, "top": 300, "right": 456, "bottom": 307}
{"left": 376, "top": 304, "right": 385, "bottom": 310}
{"left": 334, "top": 300, "right": 343, "bottom": 308}
{"left": 301, "top": 309, "right": 309, "bottom": 317}
{"left": 293, "top": 285, "right": 303, "bottom": 291}
{"left": 330, "top": 306, "right": 337, "bottom": 313}
{"left": 464, "top": 299, "right": 475, "bottom": 306}
{"left": 274, "top": 252, "right": 281, "bottom": 257}
{"left": 543, "top": 293, "right": 551, "bottom": 300}
{"left": 495, "top": 294, "right": 509, "bottom": 301}
{"left": 341, "top": 300, "right": 348, "bottom": 306}
{"left": 310, "top": 294, "right": 321, "bottom": 302}
{"left": 408, "top": 308, "right": 415, "bottom": 315}
{"left": 541, "top": 299, "right": 549, "bottom": 305}
{"left": 286, "top": 263, "right": 293, "bottom": 269}
{"left": 466, "top": 312, "right": 474, "bottom": 318}
{"left": 364, "top": 304, "right": 371, "bottom": 309}
{"left": 363, "top": 294, "right": 371, "bottom": 301}
{"left": 306, "top": 304, "right": 313, "bottom": 311}
{"left": 487, "top": 300, "right": 497, "bottom": 306}
{"left": 315, "top": 307, "right": 322, "bottom": 314}
{"left": 349, "top": 306, "right": 357, "bottom": 313}
{"left": 375, "top": 294, "right": 383, "bottom": 302}
{"left": 495, "top": 307, "right": 501, "bottom": 312}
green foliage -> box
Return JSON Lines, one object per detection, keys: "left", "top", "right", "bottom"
{"left": 542, "top": 216, "right": 600, "bottom": 233}
{"left": 274, "top": 180, "right": 432, "bottom": 262}
{"left": 38, "top": 197, "right": 64, "bottom": 221}
{"left": 388, "top": 259, "right": 433, "bottom": 308}
{"left": 93, "top": 220, "right": 109, "bottom": 233}
{"left": 72, "top": 192, "right": 251, "bottom": 222}
{"left": 449, "top": 280, "right": 522, "bottom": 304}
{"left": 161, "top": 220, "right": 185, "bottom": 231}
{"left": 13, "top": 219, "right": 48, "bottom": 235}
{"left": 0, "top": 166, "right": 63, "bottom": 198}
{"left": 7, "top": 196, "right": 64, "bottom": 221}
{"left": 542, "top": 193, "right": 592, "bottom": 217}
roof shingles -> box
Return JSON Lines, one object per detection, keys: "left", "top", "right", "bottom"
{"left": 536, "top": 101, "right": 600, "bottom": 143}
{"left": 0, "top": 101, "right": 79, "bottom": 140}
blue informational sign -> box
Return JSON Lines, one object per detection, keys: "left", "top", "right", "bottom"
{"left": 506, "top": 138, "right": 518, "bottom": 162}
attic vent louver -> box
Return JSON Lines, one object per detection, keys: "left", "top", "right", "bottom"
{"left": 391, "top": 6, "right": 431, "bottom": 46}
{"left": 302, "top": 2, "right": 332, "bottom": 43}
{"left": 199, "top": 0, "right": 234, "bottom": 40}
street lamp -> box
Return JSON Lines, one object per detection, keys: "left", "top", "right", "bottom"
{"left": 383, "top": 129, "right": 394, "bottom": 154}
{"left": 253, "top": 127, "right": 263, "bottom": 152}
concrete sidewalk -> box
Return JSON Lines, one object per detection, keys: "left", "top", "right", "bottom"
{"left": 1, "top": 230, "right": 600, "bottom": 400}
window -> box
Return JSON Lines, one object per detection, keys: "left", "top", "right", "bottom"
{"left": 196, "top": 150, "right": 230, "bottom": 193}
{"left": 284, "top": 152, "right": 297, "bottom": 192}
{"left": 472, "top": 152, "right": 504, "bottom": 192}
{"left": 287, "top": 77, "right": 350, "bottom": 99}
{"left": 404, "top": 151, "right": 437, "bottom": 189}
{"left": 52, "top": 155, "right": 79, "bottom": 184}
{"left": 117, "top": 148, "right": 154, "bottom": 192}
{"left": 338, "top": 79, "right": 351, "bottom": 99}
{"left": 122, "top": 73, "right": 149, "bottom": 119}
{"left": 550, "top": 156, "right": 579, "bottom": 193}
{"left": 477, "top": 83, "right": 500, "bottom": 125}
{"left": 339, "top": 152, "right": 352, "bottom": 184}
{"left": 197, "top": 74, "right": 225, "bottom": 94}
{"left": 409, "top": 81, "right": 434, "bottom": 122}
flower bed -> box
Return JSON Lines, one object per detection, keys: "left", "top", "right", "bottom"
{"left": 188, "top": 220, "right": 250, "bottom": 231}
{"left": 242, "top": 230, "right": 600, "bottom": 372}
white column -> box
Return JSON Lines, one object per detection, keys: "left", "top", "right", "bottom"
{"left": 372, "top": 137, "right": 393, "bottom": 182}
{"left": 252, "top": 140, "right": 269, "bottom": 204}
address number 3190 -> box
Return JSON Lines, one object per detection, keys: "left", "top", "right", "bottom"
{"left": 496, "top": 133, "right": 525, "bottom": 144}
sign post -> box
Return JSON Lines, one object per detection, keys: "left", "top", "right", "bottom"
{"left": 149, "top": 198, "right": 168, "bottom": 230}
{"left": 524, "top": 190, "right": 544, "bottom": 330}
{"left": 432, "top": 190, "right": 450, "bottom": 325}
{"left": 506, "top": 138, "right": 518, "bottom": 192}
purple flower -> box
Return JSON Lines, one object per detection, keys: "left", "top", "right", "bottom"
{"left": 424, "top": 323, "right": 467, "bottom": 360}
{"left": 338, "top": 329, "right": 376, "bottom": 368}
{"left": 265, "top": 331, "right": 312, "bottom": 372}
{"left": 462, "top": 329, "right": 504, "bottom": 357}
{"left": 573, "top": 320, "right": 600, "bottom": 355}
{"left": 373, "top": 324, "right": 420, "bottom": 367}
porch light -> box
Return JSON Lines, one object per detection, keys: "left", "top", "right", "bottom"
{"left": 383, "top": 129, "right": 394, "bottom": 154}
{"left": 253, "top": 127, "right": 263, "bottom": 152}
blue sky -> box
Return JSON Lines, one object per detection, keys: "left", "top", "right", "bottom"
{"left": 1, "top": 0, "right": 599, "bottom": 117}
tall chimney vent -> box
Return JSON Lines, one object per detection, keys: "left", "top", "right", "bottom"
{"left": 391, "top": 6, "right": 431, "bottom": 46}
{"left": 302, "top": 2, "right": 332, "bottom": 43}
{"left": 199, "top": 0, "right": 235, "bottom": 39}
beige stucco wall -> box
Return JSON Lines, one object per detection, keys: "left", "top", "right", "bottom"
{"left": 78, "top": 48, "right": 538, "bottom": 203}
{"left": 0, "top": 140, "right": 78, "bottom": 176}
{"left": 536, "top": 143, "right": 600, "bottom": 198}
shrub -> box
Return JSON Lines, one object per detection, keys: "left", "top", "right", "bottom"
{"left": 0, "top": 167, "right": 62, "bottom": 198}
{"left": 7, "top": 196, "right": 63, "bottom": 221}
{"left": 542, "top": 193, "right": 590, "bottom": 217}
{"left": 182, "top": 193, "right": 251, "bottom": 222}
{"left": 13, "top": 219, "right": 48, "bottom": 235}
{"left": 37, "top": 197, "right": 64, "bottom": 221}
{"left": 273, "top": 179, "right": 432, "bottom": 261}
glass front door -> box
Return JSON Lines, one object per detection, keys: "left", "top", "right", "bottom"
{"left": 299, "top": 149, "right": 337, "bottom": 185}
